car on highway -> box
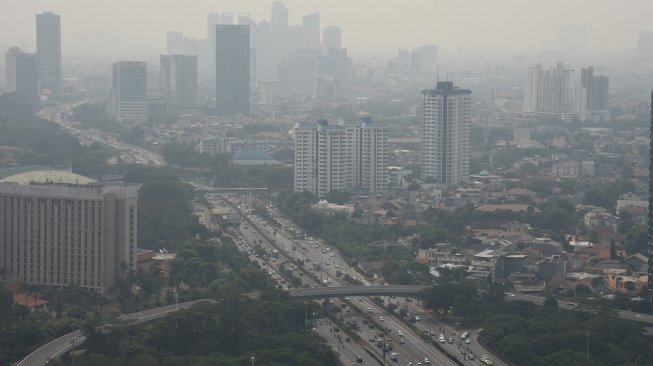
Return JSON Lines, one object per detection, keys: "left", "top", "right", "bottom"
{"left": 397, "top": 330, "right": 404, "bottom": 336}
{"left": 367, "top": 307, "right": 373, "bottom": 313}
{"left": 414, "top": 315, "right": 420, "bottom": 321}
{"left": 379, "top": 316, "right": 385, "bottom": 321}
{"left": 400, "top": 338, "right": 405, "bottom": 344}
{"left": 465, "top": 337, "right": 471, "bottom": 344}
{"left": 355, "top": 355, "right": 363, "bottom": 363}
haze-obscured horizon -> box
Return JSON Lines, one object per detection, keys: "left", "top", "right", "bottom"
{"left": 1, "top": 0, "right": 652, "bottom": 58}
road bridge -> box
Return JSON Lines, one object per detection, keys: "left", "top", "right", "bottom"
{"left": 245, "top": 285, "right": 429, "bottom": 300}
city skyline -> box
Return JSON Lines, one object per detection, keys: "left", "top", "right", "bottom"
{"left": 1, "top": 0, "right": 653, "bottom": 56}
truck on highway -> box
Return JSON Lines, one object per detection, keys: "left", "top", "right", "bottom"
{"left": 368, "top": 331, "right": 376, "bottom": 341}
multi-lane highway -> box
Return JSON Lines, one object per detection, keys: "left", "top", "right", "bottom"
{"left": 38, "top": 102, "right": 166, "bottom": 167}
{"left": 218, "top": 193, "right": 460, "bottom": 366}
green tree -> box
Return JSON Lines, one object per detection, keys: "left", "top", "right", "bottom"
{"left": 543, "top": 294, "right": 558, "bottom": 310}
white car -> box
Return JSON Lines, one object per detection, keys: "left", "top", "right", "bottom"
{"left": 414, "top": 315, "right": 420, "bottom": 321}
{"left": 397, "top": 330, "right": 404, "bottom": 337}
{"left": 379, "top": 316, "right": 385, "bottom": 322}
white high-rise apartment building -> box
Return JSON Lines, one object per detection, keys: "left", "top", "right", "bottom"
{"left": 294, "top": 118, "right": 388, "bottom": 196}
{"left": 361, "top": 122, "right": 389, "bottom": 193}
{"left": 422, "top": 81, "right": 471, "bottom": 185}
{"left": 523, "top": 62, "right": 570, "bottom": 114}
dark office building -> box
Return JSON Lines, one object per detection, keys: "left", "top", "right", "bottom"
{"left": 5, "top": 47, "right": 39, "bottom": 104}
{"left": 35, "top": 12, "right": 61, "bottom": 98}
{"left": 581, "top": 66, "right": 609, "bottom": 111}
{"left": 215, "top": 24, "right": 250, "bottom": 115}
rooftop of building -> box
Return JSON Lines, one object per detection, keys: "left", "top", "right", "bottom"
{"left": 232, "top": 149, "right": 282, "bottom": 166}
{"left": 0, "top": 165, "right": 49, "bottom": 178}
{"left": 0, "top": 170, "right": 96, "bottom": 186}
{"left": 421, "top": 81, "right": 472, "bottom": 95}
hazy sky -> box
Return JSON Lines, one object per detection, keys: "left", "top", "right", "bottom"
{"left": 1, "top": 0, "right": 651, "bottom": 56}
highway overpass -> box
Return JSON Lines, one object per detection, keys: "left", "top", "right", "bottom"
{"left": 245, "top": 285, "right": 430, "bottom": 300}
{"left": 289, "top": 285, "right": 429, "bottom": 299}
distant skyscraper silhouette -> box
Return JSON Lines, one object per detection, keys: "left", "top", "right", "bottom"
{"left": 410, "top": 45, "right": 438, "bottom": 75}
{"left": 238, "top": 13, "right": 252, "bottom": 26}
{"left": 323, "top": 26, "right": 341, "bottom": 50}
{"left": 422, "top": 81, "right": 471, "bottom": 185}
{"left": 109, "top": 61, "right": 147, "bottom": 123}
{"left": 35, "top": 12, "right": 61, "bottom": 98}
{"left": 302, "top": 12, "right": 320, "bottom": 50}
{"left": 221, "top": 12, "right": 234, "bottom": 25}
{"left": 271, "top": 1, "right": 288, "bottom": 27}
{"left": 580, "top": 66, "right": 609, "bottom": 112}
{"left": 638, "top": 31, "right": 653, "bottom": 59}
{"left": 160, "top": 55, "right": 198, "bottom": 110}
{"left": 215, "top": 25, "right": 250, "bottom": 115}
{"left": 5, "top": 47, "right": 39, "bottom": 104}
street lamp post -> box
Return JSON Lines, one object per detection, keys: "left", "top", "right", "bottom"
{"left": 586, "top": 331, "right": 590, "bottom": 359}
{"left": 71, "top": 330, "right": 76, "bottom": 366}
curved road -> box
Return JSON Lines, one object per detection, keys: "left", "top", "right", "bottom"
{"left": 18, "top": 300, "right": 209, "bottom": 366}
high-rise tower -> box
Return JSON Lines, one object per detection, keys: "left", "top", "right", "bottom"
{"left": 523, "top": 62, "right": 570, "bottom": 113}
{"left": 293, "top": 118, "right": 388, "bottom": 196}
{"left": 109, "top": 61, "right": 147, "bottom": 123}
{"left": 160, "top": 55, "right": 198, "bottom": 110}
{"left": 302, "top": 12, "right": 320, "bottom": 51}
{"left": 215, "top": 25, "right": 250, "bottom": 115}
{"left": 422, "top": 81, "right": 471, "bottom": 185}
{"left": 5, "top": 47, "right": 38, "bottom": 104}
{"left": 0, "top": 170, "right": 139, "bottom": 295}
{"left": 35, "top": 12, "right": 61, "bottom": 98}
{"left": 322, "top": 26, "right": 342, "bottom": 50}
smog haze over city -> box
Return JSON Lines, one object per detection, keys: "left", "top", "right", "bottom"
{"left": 1, "top": 1, "right": 653, "bottom": 366}
{"left": 2, "top": 0, "right": 653, "bottom": 55}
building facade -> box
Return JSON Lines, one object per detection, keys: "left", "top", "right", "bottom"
{"left": 5, "top": 47, "right": 38, "bottom": 104}
{"left": 35, "top": 12, "right": 61, "bottom": 98}
{"left": 0, "top": 171, "right": 139, "bottom": 295}
{"left": 578, "top": 66, "right": 609, "bottom": 112}
{"left": 421, "top": 81, "right": 471, "bottom": 185}
{"left": 294, "top": 118, "right": 388, "bottom": 196}
{"left": 215, "top": 24, "right": 250, "bottom": 115}
{"left": 302, "top": 12, "right": 320, "bottom": 51}
{"left": 109, "top": 61, "right": 147, "bottom": 123}
{"left": 523, "top": 62, "right": 570, "bottom": 114}
{"left": 160, "top": 54, "right": 198, "bottom": 110}
{"left": 322, "top": 26, "right": 341, "bottom": 50}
